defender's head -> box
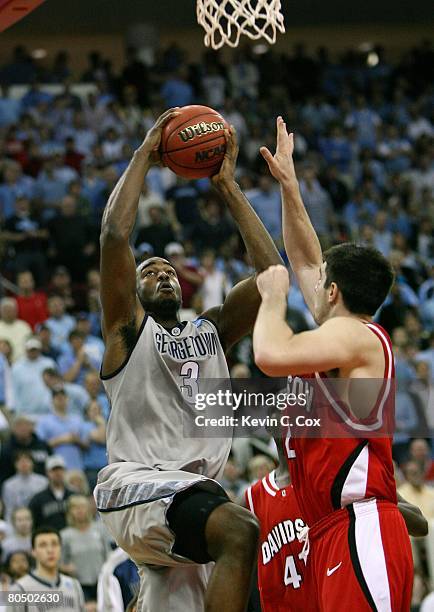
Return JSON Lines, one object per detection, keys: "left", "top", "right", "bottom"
{"left": 313, "top": 243, "right": 394, "bottom": 324}
{"left": 136, "top": 257, "right": 182, "bottom": 317}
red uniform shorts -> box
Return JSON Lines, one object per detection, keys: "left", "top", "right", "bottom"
{"left": 309, "top": 499, "right": 413, "bottom": 611}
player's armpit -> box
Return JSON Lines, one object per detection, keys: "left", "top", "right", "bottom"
{"left": 255, "top": 317, "right": 367, "bottom": 376}
{"left": 201, "top": 276, "right": 261, "bottom": 351}
{"left": 397, "top": 493, "right": 428, "bottom": 537}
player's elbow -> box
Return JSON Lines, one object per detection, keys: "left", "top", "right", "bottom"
{"left": 414, "top": 516, "right": 429, "bottom": 537}
{"left": 100, "top": 223, "right": 128, "bottom": 246}
{"left": 254, "top": 349, "right": 286, "bottom": 377}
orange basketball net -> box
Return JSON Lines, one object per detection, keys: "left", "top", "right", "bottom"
{"left": 196, "top": 0, "right": 285, "bottom": 50}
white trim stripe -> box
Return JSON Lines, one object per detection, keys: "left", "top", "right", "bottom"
{"left": 365, "top": 323, "right": 393, "bottom": 379}
{"left": 341, "top": 444, "right": 369, "bottom": 507}
{"left": 246, "top": 486, "right": 255, "bottom": 514}
{"left": 354, "top": 499, "right": 392, "bottom": 611}
{"left": 262, "top": 475, "right": 277, "bottom": 497}
{"left": 315, "top": 322, "right": 394, "bottom": 432}
{"left": 268, "top": 470, "right": 280, "bottom": 491}
{"left": 315, "top": 372, "right": 385, "bottom": 431}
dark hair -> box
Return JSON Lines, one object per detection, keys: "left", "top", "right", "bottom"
{"left": 31, "top": 526, "right": 61, "bottom": 548}
{"left": 14, "top": 450, "right": 33, "bottom": 464}
{"left": 68, "top": 329, "right": 84, "bottom": 341}
{"left": 323, "top": 243, "right": 394, "bottom": 316}
{"left": 5, "top": 550, "right": 31, "bottom": 573}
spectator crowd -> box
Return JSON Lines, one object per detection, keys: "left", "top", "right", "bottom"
{"left": 0, "top": 39, "right": 433, "bottom": 610}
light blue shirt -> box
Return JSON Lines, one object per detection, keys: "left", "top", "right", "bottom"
{"left": 245, "top": 187, "right": 282, "bottom": 240}
{"left": 394, "top": 391, "right": 418, "bottom": 444}
{"left": 12, "top": 356, "right": 55, "bottom": 416}
{"left": 82, "top": 421, "right": 107, "bottom": 470}
{"left": 36, "top": 411, "right": 87, "bottom": 470}
{"left": 45, "top": 315, "right": 76, "bottom": 353}
{"left": 64, "top": 383, "right": 91, "bottom": 417}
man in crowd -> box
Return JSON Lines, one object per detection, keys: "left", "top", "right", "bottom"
{"left": 11, "top": 338, "right": 55, "bottom": 417}
{"left": 1, "top": 452, "right": 47, "bottom": 521}
{"left": 36, "top": 388, "right": 87, "bottom": 470}
{"left": 0, "top": 415, "right": 51, "bottom": 482}
{"left": 1, "top": 507, "right": 33, "bottom": 561}
{"left": 0, "top": 298, "right": 31, "bottom": 362}
{"left": 9, "top": 527, "right": 85, "bottom": 612}
{"left": 28, "top": 455, "right": 74, "bottom": 530}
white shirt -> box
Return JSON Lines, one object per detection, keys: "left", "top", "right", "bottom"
{"left": 0, "top": 320, "right": 31, "bottom": 362}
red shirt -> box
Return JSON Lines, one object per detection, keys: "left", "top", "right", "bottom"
{"left": 245, "top": 472, "right": 314, "bottom": 611}
{"left": 16, "top": 292, "right": 48, "bottom": 331}
{"left": 178, "top": 265, "right": 202, "bottom": 308}
{"left": 286, "top": 322, "right": 397, "bottom": 527}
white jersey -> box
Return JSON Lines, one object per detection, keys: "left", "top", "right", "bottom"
{"left": 101, "top": 315, "right": 231, "bottom": 478}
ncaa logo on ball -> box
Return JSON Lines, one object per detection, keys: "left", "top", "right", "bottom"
{"left": 178, "top": 120, "right": 225, "bottom": 143}
{"left": 195, "top": 144, "right": 226, "bottom": 162}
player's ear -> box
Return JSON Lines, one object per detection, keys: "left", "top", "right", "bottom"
{"left": 328, "top": 282, "right": 339, "bottom": 304}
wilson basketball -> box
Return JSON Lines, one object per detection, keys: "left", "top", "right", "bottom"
{"left": 160, "top": 105, "right": 229, "bottom": 179}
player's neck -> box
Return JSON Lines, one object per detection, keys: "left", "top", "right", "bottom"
{"left": 327, "top": 306, "right": 372, "bottom": 323}
{"left": 152, "top": 314, "right": 181, "bottom": 328}
{"left": 145, "top": 305, "right": 180, "bottom": 328}
{"left": 35, "top": 564, "right": 58, "bottom": 582}
{"left": 274, "top": 465, "right": 290, "bottom": 489}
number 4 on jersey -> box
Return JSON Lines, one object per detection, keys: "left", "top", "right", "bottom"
{"left": 284, "top": 555, "right": 302, "bottom": 589}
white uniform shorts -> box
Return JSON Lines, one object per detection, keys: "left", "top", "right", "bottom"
{"left": 94, "top": 462, "right": 225, "bottom": 611}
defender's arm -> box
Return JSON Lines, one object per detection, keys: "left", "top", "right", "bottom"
{"left": 253, "top": 266, "right": 365, "bottom": 376}
{"left": 261, "top": 117, "right": 322, "bottom": 314}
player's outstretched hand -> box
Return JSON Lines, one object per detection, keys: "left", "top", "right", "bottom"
{"left": 256, "top": 264, "right": 290, "bottom": 299}
{"left": 138, "top": 107, "right": 180, "bottom": 164}
{"left": 211, "top": 125, "right": 239, "bottom": 188}
{"left": 260, "top": 116, "right": 297, "bottom": 186}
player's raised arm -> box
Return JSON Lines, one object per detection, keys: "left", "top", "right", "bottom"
{"left": 260, "top": 117, "right": 322, "bottom": 314}
{"left": 253, "top": 265, "right": 367, "bottom": 376}
{"left": 202, "top": 127, "right": 283, "bottom": 350}
{"left": 99, "top": 108, "right": 179, "bottom": 339}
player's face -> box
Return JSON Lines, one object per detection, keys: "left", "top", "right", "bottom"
{"left": 33, "top": 534, "right": 61, "bottom": 571}
{"left": 136, "top": 258, "right": 182, "bottom": 312}
{"left": 313, "top": 262, "right": 330, "bottom": 324}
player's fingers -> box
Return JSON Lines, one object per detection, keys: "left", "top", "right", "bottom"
{"left": 225, "top": 126, "right": 239, "bottom": 158}
{"left": 260, "top": 146, "right": 274, "bottom": 166}
{"left": 156, "top": 107, "right": 181, "bottom": 127}
{"left": 276, "top": 116, "right": 288, "bottom": 152}
{"left": 288, "top": 132, "right": 294, "bottom": 154}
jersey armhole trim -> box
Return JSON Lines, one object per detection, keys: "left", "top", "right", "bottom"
{"left": 100, "top": 314, "right": 148, "bottom": 381}
{"left": 246, "top": 486, "right": 255, "bottom": 514}
{"left": 194, "top": 315, "right": 226, "bottom": 352}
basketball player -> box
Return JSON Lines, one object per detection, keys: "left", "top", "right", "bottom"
{"left": 242, "top": 429, "right": 314, "bottom": 612}
{"left": 242, "top": 415, "right": 426, "bottom": 612}
{"left": 253, "top": 117, "right": 415, "bottom": 610}
{"left": 94, "top": 108, "right": 283, "bottom": 612}
{"left": 8, "top": 527, "right": 85, "bottom": 612}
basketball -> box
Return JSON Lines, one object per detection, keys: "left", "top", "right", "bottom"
{"left": 160, "top": 105, "right": 229, "bottom": 179}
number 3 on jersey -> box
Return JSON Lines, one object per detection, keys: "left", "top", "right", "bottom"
{"left": 180, "top": 361, "right": 199, "bottom": 401}
{"left": 284, "top": 555, "right": 302, "bottom": 589}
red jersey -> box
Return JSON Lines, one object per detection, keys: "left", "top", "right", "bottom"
{"left": 16, "top": 292, "right": 48, "bottom": 331}
{"left": 245, "top": 471, "right": 314, "bottom": 611}
{"left": 286, "top": 322, "right": 397, "bottom": 527}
